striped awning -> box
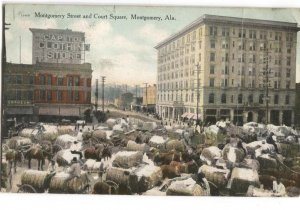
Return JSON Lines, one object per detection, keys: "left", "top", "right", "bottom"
{"left": 181, "top": 112, "right": 189, "bottom": 118}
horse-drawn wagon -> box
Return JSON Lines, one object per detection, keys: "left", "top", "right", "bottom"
{"left": 17, "top": 169, "right": 91, "bottom": 194}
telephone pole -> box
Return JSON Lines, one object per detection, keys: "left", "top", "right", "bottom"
{"left": 144, "top": 83, "right": 148, "bottom": 113}
{"left": 101, "top": 76, "right": 106, "bottom": 112}
{"left": 95, "top": 79, "right": 99, "bottom": 110}
{"left": 1, "top": 5, "right": 11, "bottom": 189}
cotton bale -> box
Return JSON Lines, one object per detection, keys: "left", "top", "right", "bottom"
{"left": 21, "top": 170, "right": 50, "bottom": 192}
{"left": 222, "top": 145, "right": 245, "bottom": 164}
{"left": 106, "top": 118, "right": 117, "bottom": 129}
{"left": 165, "top": 139, "right": 185, "bottom": 152}
{"left": 278, "top": 142, "right": 299, "bottom": 158}
{"left": 238, "top": 159, "right": 260, "bottom": 171}
{"left": 257, "top": 154, "right": 278, "bottom": 170}
{"left": 200, "top": 146, "right": 222, "bottom": 165}
{"left": 48, "top": 171, "right": 89, "bottom": 193}
{"left": 246, "top": 185, "right": 274, "bottom": 197}
{"left": 82, "top": 131, "right": 92, "bottom": 141}
{"left": 166, "top": 178, "right": 206, "bottom": 196}
{"left": 55, "top": 134, "right": 77, "bottom": 149}
{"left": 130, "top": 164, "right": 163, "bottom": 193}
{"left": 126, "top": 140, "right": 147, "bottom": 152}
{"left": 142, "top": 122, "right": 157, "bottom": 132}
{"left": 57, "top": 125, "right": 74, "bottom": 135}
{"left": 199, "top": 165, "right": 230, "bottom": 187}
{"left": 55, "top": 149, "right": 81, "bottom": 166}
{"left": 143, "top": 187, "right": 166, "bottom": 196}
{"left": 228, "top": 167, "right": 260, "bottom": 195}
{"left": 82, "top": 159, "right": 97, "bottom": 172}
{"left": 286, "top": 187, "right": 300, "bottom": 197}
{"left": 112, "top": 151, "right": 143, "bottom": 169}
{"left": 106, "top": 167, "right": 133, "bottom": 187}
{"left": 92, "top": 130, "right": 107, "bottom": 141}
{"left": 19, "top": 128, "right": 35, "bottom": 138}
{"left": 7, "top": 136, "right": 32, "bottom": 149}
{"left": 149, "top": 136, "right": 166, "bottom": 150}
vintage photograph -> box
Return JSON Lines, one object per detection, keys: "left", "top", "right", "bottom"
{"left": 1, "top": 3, "right": 300, "bottom": 197}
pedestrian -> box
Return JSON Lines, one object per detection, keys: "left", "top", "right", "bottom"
{"left": 77, "top": 129, "right": 83, "bottom": 142}
{"left": 98, "top": 159, "right": 105, "bottom": 182}
{"left": 237, "top": 140, "right": 247, "bottom": 156}
{"left": 70, "top": 142, "right": 83, "bottom": 159}
{"left": 266, "top": 132, "right": 279, "bottom": 153}
{"left": 63, "top": 157, "right": 81, "bottom": 189}
{"left": 126, "top": 115, "right": 130, "bottom": 123}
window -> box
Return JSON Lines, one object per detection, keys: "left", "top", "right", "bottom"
{"left": 249, "top": 30, "right": 256, "bottom": 39}
{"left": 259, "top": 94, "right": 264, "bottom": 104}
{"left": 209, "top": 93, "right": 214, "bottom": 103}
{"left": 16, "top": 75, "right": 22, "bottom": 84}
{"left": 47, "top": 75, "right": 52, "bottom": 85}
{"left": 75, "top": 91, "right": 79, "bottom": 101}
{"left": 210, "top": 26, "right": 217, "bottom": 36}
{"left": 210, "top": 65, "right": 215, "bottom": 74}
{"left": 68, "top": 77, "right": 73, "bottom": 86}
{"left": 274, "top": 95, "right": 279, "bottom": 104}
{"left": 286, "top": 68, "right": 291, "bottom": 78}
{"left": 209, "top": 78, "right": 214, "bottom": 87}
{"left": 238, "top": 29, "right": 246, "bottom": 38}
{"left": 210, "top": 40, "right": 215, "bottom": 48}
{"left": 191, "top": 93, "right": 194, "bottom": 102}
{"left": 231, "top": 95, "right": 234, "bottom": 103}
{"left": 28, "top": 91, "right": 33, "bottom": 100}
{"left": 47, "top": 90, "right": 52, "bottom": 101}
{"left": 285, "top": 95, "right": 289, "bottom": 104}
{"left": 275, "top": 32, "right": 282, "bottom": 41}
{"left": 29, "top": 76, "right": 34, "bottom": 84}
{"left": 222, "top": 28, "right": 229, "bottom": 37}
{"left": 47, "top": 42, "right": 52, "bottom": 49}
{"left": 39, "top": 42, "right": 45, "bottom": 48}
{"left": 287, "top": 56, "right": 291, "bottom": 66}
{"left": 74, "top": 77, "right": 80, "bottom": 86}
{"left": 286, "top": 33, "right": 293, "bottom": 42}
{"left": 68, "top": 90, "right": 73, "bottom": 101}
{"left": 260, "top": 31, "right": 267, "bottom": 40}
{"left": 57, "top": 91, "right": 62, "bottom": 101}
{"left": 40, "top": 90, "right": 46, "bottom": 100}
{"left": 210, "top": 53, "right": 215, "bottom": 62}
{"left": 286, "top": 81, "right": 290, "bottom": 89}
{"left": 221, "top": 93, "right": 226, "bottom": 103}
{"left": 40, "top": 75, "right": 45, "bottom": 85}
{"left": 248, "top": 94, "right": 253, "bottom": 103}
{"left": 58, "top": 78, "right": 64, "bottom": 86}
{"left": 238, "top": 94, "right": 243, "bottom": 104}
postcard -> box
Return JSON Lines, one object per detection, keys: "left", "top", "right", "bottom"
{"left": 1, "top": 3, "right": 300, "bottom": 197}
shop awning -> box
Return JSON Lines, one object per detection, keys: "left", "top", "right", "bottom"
{"left": 39, "top": 107, "right": 60, "bottom": 115}
{"left": 181, "top": 113, "right": 189, "bottom": 118}
{"left": 60, "top": 107, "right": 80, "bottom": 116}
{"left": 6, "top": 107, "right": 33, "bottom": 115}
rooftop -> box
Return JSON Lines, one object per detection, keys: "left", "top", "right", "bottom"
{"left": 29, "top": 28, "right": 84, "bottom": 35}
{"left": 155, "top": 14, "right": 300, "bottom": 49}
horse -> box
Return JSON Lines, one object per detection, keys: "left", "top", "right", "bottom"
{"left": 5, "top": 149, "right": 23, "bottom": 174}
{"left": 24, "top": 144, "right": 52, "bottom": 170}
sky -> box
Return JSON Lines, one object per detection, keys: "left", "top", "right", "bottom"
{"left": 4, "top": 4, "right": 300, "bottom": 86}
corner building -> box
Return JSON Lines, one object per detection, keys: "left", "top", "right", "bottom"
{"left": 155, "top": 15, "right": 299, "bottom": 126}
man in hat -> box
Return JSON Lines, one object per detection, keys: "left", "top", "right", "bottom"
{"left": 266, "top": 132, "right": 279, "bottom": 154}
{"left": 63, "top": 157, "right": 81, "bottom": 189}
{"left": 273, "top": 177, "right": 286, "bottom": 196}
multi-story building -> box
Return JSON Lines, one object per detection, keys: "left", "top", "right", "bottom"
{"left": 2, "top": 28, "right": 92, "bottom": 123}
{"left": 295, "top": 83, "right": 300, "bottom": 127}
{"left": 155, "top": 15, "right": 299, "bottom": 126}
{"left": 142, "top": 84, "right": 157, "bottom": 112}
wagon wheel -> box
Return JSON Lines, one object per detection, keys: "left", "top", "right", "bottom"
{"left": 2, "top": 144, "right": 9, "bottom": 152}
{"left": 17, "top": 184, "right": 37, "bottom": 193}
{"left": 105, "top": 180, "right": 119, "bottom": 194}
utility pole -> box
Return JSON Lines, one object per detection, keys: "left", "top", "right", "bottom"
{"left": 95, "top": 79, "right": 99, "bottom": 111}
{"left": 19, "top": 36, "right": 21, "bottom": 63}
{"left": 195, "top": 63, "right": 200, "bottom": 124}
{"left": 144, "top": 83, "right": 148, "bottom": 113}
{"left": 101, "top": 76, "right": 106, "bottom": 112}
{"left": 1, "top": 5, "right": 11, "bottom": 190}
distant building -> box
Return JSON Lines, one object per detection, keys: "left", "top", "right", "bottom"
{"left": 155, "top": 15, "right": 299, "bottom": 125}
{"left": 142, "top": 84, "right": 157, "bottom": 113}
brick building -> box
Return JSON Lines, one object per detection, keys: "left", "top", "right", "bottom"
{"left": 2, "top": 28, "right": 92, "bottom": 123}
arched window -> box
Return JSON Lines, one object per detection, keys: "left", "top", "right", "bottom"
{"left": 209, "top": 93, "right": 214, "bottom": 103}
{"left": 259, "top": 94, "right": 264, "bottom": 104}
{"left": 221, "top": 93, "right": 226, "bottom": 103}
{"left": 238, "top": 94, "right": 243, "bottom": 104}
{"left": 248, "top": 94, "right": 253, "bottom": 103}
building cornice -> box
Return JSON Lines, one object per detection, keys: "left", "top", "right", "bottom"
{"left": 154, "top": 14, "right": 300, "bottom": 49}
